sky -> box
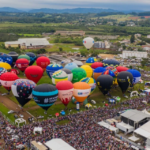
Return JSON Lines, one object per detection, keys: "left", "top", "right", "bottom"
{"left": 1, "top": 0, "right": 150, "bottom": 10}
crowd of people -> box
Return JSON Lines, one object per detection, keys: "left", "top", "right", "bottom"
{"left": 0, "top": 96, "right": 150, "bottom": 150}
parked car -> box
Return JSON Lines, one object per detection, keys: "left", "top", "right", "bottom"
{"left": 37, "top": 116, "right": 44, "bottom": 119}
{"left": 8, "top": 110, "right": 15, "bottom": 114}
{"left": 19, "top": 114, "right": 24, "bottom": 118}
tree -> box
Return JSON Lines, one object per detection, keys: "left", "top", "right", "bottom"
{"left": 130, "top": 35, "right": 135, "bottom": 43}
{"left": 59, "top": 47, "right": 63, "bottom": 52}
{"left": 122, "top": 45, "right": 126, "bottom": 50}
{"left": 141, "top": 58, "right": 149, "bottom": 67}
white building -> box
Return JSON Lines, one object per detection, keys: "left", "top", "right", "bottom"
{"left": 94, "top": 41, "right": 110, "bottom": 49}
{"left": 147, "top": 35, "right": 150, "bottom": 38}
{"left": 122, "top": 51, "right": 147, "bottom": 59}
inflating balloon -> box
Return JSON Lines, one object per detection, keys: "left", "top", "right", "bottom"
{"left": 0, "top": 54, "right": 13, "bottom": 65}
{"left": 80, "top": 77, "right": 96, "bottom": 95}
{"left": 73, "top": 82, "right": 91, "bottom": 102}
{"left": 25, "top": 66, "right": 43, "bottom": 83}
{"left": 46, "top": 64, "right": 63, "bottom": 79}
{"left": 18, "top": 54, "right": 30, "bottom": 62}
{"left": 86, "top": 57, "right": 97, "bottom": 66}
{"left": 61, "top": 68, "right": 73, "bottom": 81}
{"left": 96, "top": 75, "right": 113, "bottom": 95}
{"left": 103, "top": 59, "right": 120, "bottom": 67}
{"left": 117, "top": 71, "right": 133, "bottom": 93}
{"left": 56, "top": 81, "right": 73, "bottom": 107}
{"left": 8, "top": 51, "right": 18, "bottom": 67}
{"left": 81, "top": 65, "right": 93, "bottom": 77}
{"left": 16, "top": 58, "right": 29, "bottom": 72}
{"left": 0, "top": 62, "right": 11, "bottom": 70}
{"left": 83, "top": 37, "right": 94, "bottom": 50}
{"left": 10, "top": 69, "right": 19, "bottom": 75}
{"left": 72, "top": 68, "right": 87, "bottom": 83}
{"left": 36, "top": 56, "right": 50, "bottom": 72}
{"left": 91, "top": 62, "right": 103, "bottom": 69}
{"left": 127, "top": 69, "right": 141, "bottom": 84}
{"left": 32, "top": 84, "right": 58, "bottom": 111}
{"left": 0, "top": 72, "right": 19, "bottom": 92}
{"left": 11, "top": 79, "right": 36, "bottom": 107}
{"left": 73, "top": 60, "right": 83, "bottom": 67}
{"left": 93, "top": 67, "right": 106, "bottom": 80}
{"left": 26, "top": 52, "right": 37, "bottom": 66}
{"left": 64, "top": 62, "right": 78, "bottom": 71}
{"left": 116, "top": 66, "right": 129, "bottom": 72}
{"left": 52, "top": 70, "right": 68, "bottom": 85}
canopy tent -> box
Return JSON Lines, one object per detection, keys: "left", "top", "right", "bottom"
{"left": 33, "top": 127, "right": 43, "bottom": 134}
{"left": 98, "top": 121, "right": 119, "bottom": 133}
{"left": 128, "top": 135, "right": 139, "bottom": 142}
{"left": 15, "top": 118, "right": 26, "bottom": 127}
{"left": 142, "top": 109, "right": 150, "bottom": 116}
{"left": 45, "top": 138, "right": 76, "bottom": 150}
{"left": 116, "top": 122, "right": 134, "bottom": 133}
{"left": 143, "top": 89, "right": 150, "bottom": 95}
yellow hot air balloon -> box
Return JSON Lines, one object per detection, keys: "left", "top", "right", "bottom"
{"left": 0, "top": 62, "right": 11, "bottom": 70}
{"left": 81, "top": 65, "right": 93, "bottom": 77}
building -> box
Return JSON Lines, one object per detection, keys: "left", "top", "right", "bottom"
{"left": 147, "top": 35, "right": 150, "bottom": 38}
{"left": 122, "top": 51, "right": 147, "bottom": 59}
{"left": 127, "top": 22, "right": 135, "bottom": 27}
{"left": 54, "top": 31, "right": 85, "bottom": 36}
{"left": 31, "top": 141, "right": 48, "bottom": 150}
{"left": 94, "top": 41, "right": 105, "bottom": 48}
{"left": 142, "top": 45, "right": 150, "bottom": 51}
{"left": 5, "top": 38, "right": 52, "bottom": 49}
{"left": 119, "top": 40, "right": 130, "bottom": 45}
{"left": 135, "top": 34, "right": 141, "bottom": 38}
{"left": 116, "top": 109, "right": 150, "bottom": 133}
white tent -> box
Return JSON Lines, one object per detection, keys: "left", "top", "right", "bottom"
{"left": 142, "top": 109, "right": 150, "bottom": 116}
{"left": 45, "top": 138, "right": 76, "bottom": 150}
{"left": 33, "top": 127, "right": 43, "bottom": 134}
{"left": 128, "top": 135, "right": 139, "bottom": 142}
{"left": 15, "top": 118, "right": 26, "bottom": 127}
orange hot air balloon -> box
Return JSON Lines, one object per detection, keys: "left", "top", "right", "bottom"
{"left": 73, "top": 82, "right": 91, "bottom": 103}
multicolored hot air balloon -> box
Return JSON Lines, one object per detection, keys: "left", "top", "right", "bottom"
{"left": 25, "top": 66, "right": 43, "bottom": 83}
{"left": 72, "top": 68, "right": 87, "bottom": 83}
{"left": 56, "top": 81, "right": 73, "bottom": 107}
{"left": 103, "top": 59, "right": 120, "bottom": 67}
{"left": 116, "top": 66, "right": 129, "bottom": 72}
{"left": 52, "top": 70, "right": 68, "bottom": 85}
{"left": 0, "top": 62, "right": 11, "bottom": 70}
{"left": 73, "top": 82, "right": 91, "bottom": 102}
{"left": 36, "top": 56, "right": 50, "bottom": 72}
{"left": 91, "top": 62, "right": 103, "bottom": 69}
{"left": 16, "top": 58, "right": 29, "bottom": 72}
{"left": 80, "top": 77, "right": 96, "bottom": 95}
{"left": 8, "top": 51, "right": 18, "bottom": 67}
{"left": 93, "top": 67, "right": 106, "bottom": 80}
{"left": 0, "top": 72, "right": 19, "bottom": 92}
{"left": 102, "top": 70, "right": 115, "bottom": 77}
{"left": 96, "top": 75, "right": 113, "bottom": 95}
{"left": 26, "top": 52, "right": 36, "bottom": 66}
{"left": 81, "top": 65, "right": 93, "bottom": 77}
{"left": 61, "top": 68, "right": 73, "bottom": 81}
{"left": 46, "top": 64, "right": 63, "bottom": 79}
{"left": 32, "top": 84, "right": 58, "bottom": 111}
{"left": 18, "top": 55, "right": 30, "bottom": 62}
{"left": 0, "top": 54, "right": 13, "bottom": 65}
{"left": 64, "top": 62, "right": 78, "bottom": 71}
{"left": 11, "top": 79, "right": 36, "bottom": 107}
{"left": 0, "top": 67, "right": 7, "bottom": 77}
{"left": 86, "top": 57, "right": 97, "bottom": 66}
{"left": 83, "top": 37, "right": 94, "bottom": 50}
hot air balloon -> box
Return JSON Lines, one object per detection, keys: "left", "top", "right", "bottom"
{"left": 127, "top": 69, "right": 141, "bottom": 84}
{"left": 116, "top": 66, "right": 129, "bottom": 72}
{"left": 86, "top": 57, "right": 97, "bottom": 66}
{"left": 73, "top": 82, "right": 91, "bottom": 102}
{"left": 16, "top": 58, "right": 29, "bottom": 72}
{"left": 73, "top": 60, "right": 83, "bottom": 67}
{"left": 93, "top": 67, "right": 106, "bottom": 80}
{"left": 8, "top": 51, "right": 18, "bottom": 67}
{"left": 36, "top": 56, "right": 50, "bottom": 72}
{"left": 11, "top": 79, "right": 36, "bottom": 107}
{"left": 46, "top": 64, "right": 63, "bottom": 79}
{"left": 26, "top": 52, "right": 36, "bottom": 66}
{"left": 0, "top": 62, "right": 11, "bottom": 70}
{"left": 83, "top": 37, "right": 94, "bottom": 50}
{"left": 61, "top": 68, "right": 73, "bottom": 81}
{"left": 0, "top": 72, "right": 19, "bottom": 92}
{"left": 102, "top": 70, "right": 115, "bottom": 77}
{"left": 56, "top": 81, "right": 73, "bottom": 107}
{"left": 96, "top": 75, "right": 113, "bottom": 95}
{"left": 117, "top": 71, "right": 133, "bottom": 93}
{"left": 18, "top": 54, "right": 30, "bottom": 62}
{"left": 91, "top": 62, "right": 103, "bottom": 69}
{"left": 81, "top": 65, "right": 93, "bottom": 77}
{"left": 25, "top": 66, "right": 43, "bottom": 83}
{"left": 10, "top": 69, "right": 20, "bottom": 75}
{"left": 103, "top": 59, "right": 120, "bottom": 67}
{"left": 64, "top": 62, "right": 78, "bottom": 71}
{"left": 0, "top": 54, "right": 13, "bottom": 65}
{"left": 72, "top": 68, "right": 87, "bottom": 83}
{"left": 0, "top": 67, "right": 7, "bottom": 77}
{"left": 32, "top": 84, "right": 58, "bottom": 111}
{"left": 37, "top": 54, "right": 47, "bottom": 59}
{"left": 80, "top": 77, "right": 96, "bottom": 95}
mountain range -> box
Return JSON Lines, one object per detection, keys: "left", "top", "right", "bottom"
{"left": 0, "top": 7, "right": 144, "bottom": 14}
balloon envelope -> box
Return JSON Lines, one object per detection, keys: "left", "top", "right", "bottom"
{"left": 0, "top": 67, "right": 7, "bottom": 77}
{"left": 10, "top": 69, "right": 19, "bottom": 75}
{"left": 56, "top": 81, "right": 73, "bottom": 106}
{"left": 116, "top": 66, "right": 129, "bottom": 72}
{"left": 73, "top": 60, "right": 83, "bottom": 67}
{"left": 11, "top": 79, "right": 36, "bottom": 107}
{"left": 32, "top": 84, "right": 58, "bottom": 111}
{"left": 91, "top": 62, "right": 103, "bottom": 69}
{"left": 96, "top": 75, "right": 113, "bottom": 95}
{"left": 81, "top": 65, "right": 93, "bottom": 77}
{"left": 83, "top": 37, "right": 94, "bottom": 49}
{"left": 61, "top": 68, "right": 73, "bottom": 81}
{"left": 64, "top": 62, "right": 78, "bottom": 71}
{"left": 86, "top": 57, "right": 97, "bottom": 66}
{"left": 103, "top": 59, "right": 120, "bottom": 67}
{"left": 26, "top": 52, "right": 36, "bottom": 66}
{"left": 0, "top": 54, "right": 13, "bottom": 65}
{"left": 8, "top": 51, "right": 18, "bottom": 66}
{"left": 102, "top": 70, "right": 115, "bottom": 77}
{"left": 25, "top": 66, "right": 43, "bottom": 83}
{"left": 93, "top": 67, "right": 106, "bottom": 80}
{"left": 16, "top": 58, "right": 29, "bottom": 72}
{"left": 18, "top": 55, "right": 30, "bottom": 62}
{"left": 0, "top": 62, "right": 11, "bottom": 70}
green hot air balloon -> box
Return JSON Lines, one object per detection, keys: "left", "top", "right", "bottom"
{"left": 18, "top": 55, "right": 30, "bottom": 62}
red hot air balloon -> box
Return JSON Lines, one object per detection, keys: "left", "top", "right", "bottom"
{"left": 36, "top": 56, "right": 50, "bottom": 72}
{"left": 16, "top": 58, "right": 29, "bottom": 72}
{"left": 91, "top": 62, "right": 103, "bottom": 69}
{"left": 116, "top": 66, "right": 129, "bottom": 73}
{"left": 56, "top": 81, "right": 73, "bottom": 107}
{"left": 25, "top": 66, "right": 43, "bottom": 83}
{"left": 0, "top": 72, "right": 19, "bottom": 92}
{"left": 10, "top": 69, "right": 20, "bottom": 75}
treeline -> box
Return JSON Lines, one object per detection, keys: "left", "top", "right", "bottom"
{"left": 0, "top": 33, "right": 19, "bottom": 42}
{"left": 138, "top": 12, "right": 150, "bottom": 16}
{"left": 96, "top": 12, "right": 124, "bottom": 17}
{"left": 139, "top": 36, "right": 150, "bottom": 44}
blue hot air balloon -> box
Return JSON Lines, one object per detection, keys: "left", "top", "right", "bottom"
{"left": 0, "top": 54, "right": 13, "bottom": 65}
{"left": 64, "top": 62, "right": 78, "bottom": 71}
{"left": 26, "top": 52, "right": 37, "bottom": 66}
{"left": 127, "top": 69, "right": 141, "bottom": 84}
{"left": 93, "top": 67, "right": 106, "bottom": 80}
{"left": 46, "top": 64, "right": 63, "bottom": 79}
{"left": 86, "top": 57, "right": 97, "bottom": 66}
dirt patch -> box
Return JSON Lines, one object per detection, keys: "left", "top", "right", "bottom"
{"left": 99, "top": 54, "right": 116, "bottom": 59}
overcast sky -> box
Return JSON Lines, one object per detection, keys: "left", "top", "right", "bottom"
{"left": 1, "top": 0, "right": 150, "bottom": 10}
